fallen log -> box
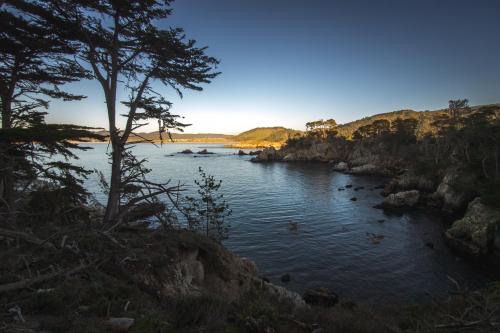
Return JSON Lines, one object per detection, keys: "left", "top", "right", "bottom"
{"left": 0, "top": 262, "right": 90, "bottom": 294}
{"left": 0, "top": 228, "right": 56, "bottom": 249}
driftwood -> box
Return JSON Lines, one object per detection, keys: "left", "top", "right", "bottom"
{"left": 0, "top": 261, "right": 90, "bottom": 294}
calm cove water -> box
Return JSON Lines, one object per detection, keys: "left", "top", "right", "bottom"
{"left": 75, "top": 143, "right": 498, "bottom": 303}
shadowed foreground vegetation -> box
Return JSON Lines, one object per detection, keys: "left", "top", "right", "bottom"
{"left": 1, "top": 214, "right": 499, "bottom": 332}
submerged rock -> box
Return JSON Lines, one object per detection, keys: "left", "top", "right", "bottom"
{"left": 287, "top": 221, "right": 298, "bottom": 231}
{"left": 376, "top": 190, "right": 420, "bottom": 209}
{"left": 179, "top": 149, "right": 193, "bottom": 154}
{"left": 303, "top": 287, "right": 339, "bottom": 307}
{"left": 367, "top": 232, "right": 385, "bottom": 244}
{"left": 280, "top": 273, "right": 291, "bottom": 283}
{"left": 445, "top": 198, "right": 500, "bottom": 256}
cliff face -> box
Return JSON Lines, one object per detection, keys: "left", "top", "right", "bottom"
{"left": 253, "top": 138, "right": 404, "bottom": 176}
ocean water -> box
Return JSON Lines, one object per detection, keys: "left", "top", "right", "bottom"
{"left": 74, "top": 143, "right": 499, "bottom": 303}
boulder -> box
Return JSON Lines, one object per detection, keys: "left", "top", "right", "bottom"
{"left": 197, "top": 149, "right": 214, "bottom": 154}
{"left": 445, "top": 198, "right": 500, "bottom": 256}
{"left": 349, "top": 163, "right": 381, "bottom": 175}
{"left": 383, "top": 172, "right": 436, "bottom": 196}
{"left": 262, "top": 282, "right": 306, "bottom": 308}
{"left": 432, "top": 168, "right": 477, "bottom": 213}
{"left": 251, "top": 147, "right": 283, "bottom": 162}
{"left": 237, "top": 150, "right": 247, "bottom": 156}
{"left": 282, "top": 153, "right": 296, "bottom": 161}
{"left": 303, "top": 287, "right": 339, "bottom": 307}
{"left": 179, "top": 149, "right": 193, "bottom": 154}
{"left": 249, "top": 150, "right": 262, "bottom": 156}
{"left": 333, "top": 162, "right": 349, "bottom": 172}
{"left": 377, "top": 190, "right": 420, "bottom": 209}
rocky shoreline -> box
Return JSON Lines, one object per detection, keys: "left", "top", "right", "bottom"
{"left": 251, "top": 144, "right": 500, "bottom": 258}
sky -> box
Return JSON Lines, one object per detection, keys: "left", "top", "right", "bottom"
{"left": 46, "top": 0, "right": 500, "bottom": 134}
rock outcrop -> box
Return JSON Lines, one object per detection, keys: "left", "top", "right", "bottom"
{"left": 349, "top": 163, "right": 382, "bottom": 175}
{"left": 251, "top": 147, "right": 284, "bottom": 162}
{"left": 376, "top": 190, "right": 420, "bottom": 209}
{"left": 445, "top": 198, "right": 500, "bottom": 256}
{"left": 303, "top": 287, "right": 339, "bottom": 307}
{"left": 128, "top": 231, "right": 258, "bottom": 302}
{"left": 431, "top": 167, "right": 477, "bottom": 213}
{"left": 383, "top": 171, "right": 436, "bottom": 196}
{"left": 332, "top": 161, "right": 349, "bottom": 172}
{"left": 197, "top": 149, "right": 214, "bottom": 154}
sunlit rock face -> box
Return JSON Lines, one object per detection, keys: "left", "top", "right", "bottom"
{"left": 431, "top": 167, "right": 478, "bottom": 213}
{"left": 349, "top": 163, "right": 382, "bottom": 175}
{"left": 252, "top": 147, "right": 284, "bottom": 162}
{"left": 383, "top": 171, "right": 436, "bottom": 196}
{"left": 333, "top": 161, "right": 349, "bottom": 172}
{"left": 445, "top": 198, "right": 500, "bottom": 256}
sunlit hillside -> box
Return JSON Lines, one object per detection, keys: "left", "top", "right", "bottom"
{"left": 227, "top": 126, "right": 303, "bottom": 148}
{"left": 326, "top": 103, "right": 500, "bottom": 139}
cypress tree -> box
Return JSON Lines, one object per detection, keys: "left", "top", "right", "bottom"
{"left": 45, "top": 0, "right": 220, "bottom": 226}
{"left": 0, "top": 1, "right": 101, "bottom": 222}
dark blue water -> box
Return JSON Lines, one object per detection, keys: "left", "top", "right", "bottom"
{"left": 75, "top": 143, "right": 497, "bottom": 303}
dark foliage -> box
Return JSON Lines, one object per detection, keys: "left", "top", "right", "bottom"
{"left": 34, "top": 0, "right": 220, "bottom": 225}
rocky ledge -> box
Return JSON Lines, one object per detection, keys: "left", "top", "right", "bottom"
{"left": 445, "top": 198, "right": 500, "bottom": 256}
{"left": 375, "top": 190, "right": 420, "bottom": 210}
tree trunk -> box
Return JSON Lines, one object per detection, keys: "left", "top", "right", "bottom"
{"left": 103, "top": 138, "right": 122, "bottom": 224}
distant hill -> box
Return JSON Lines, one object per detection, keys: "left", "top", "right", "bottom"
{"left": 83, "top": 126, "right": 302, "bottom": 148}
{"left": 228, "top": 127, "right": 302, "bottom": 148}
{"left": 129, "top": 132, "right": 234, "bottom": 143}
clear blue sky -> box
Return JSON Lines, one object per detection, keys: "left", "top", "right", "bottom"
{"left": 46, "top": 0, "right": 500, "bottom": 134}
